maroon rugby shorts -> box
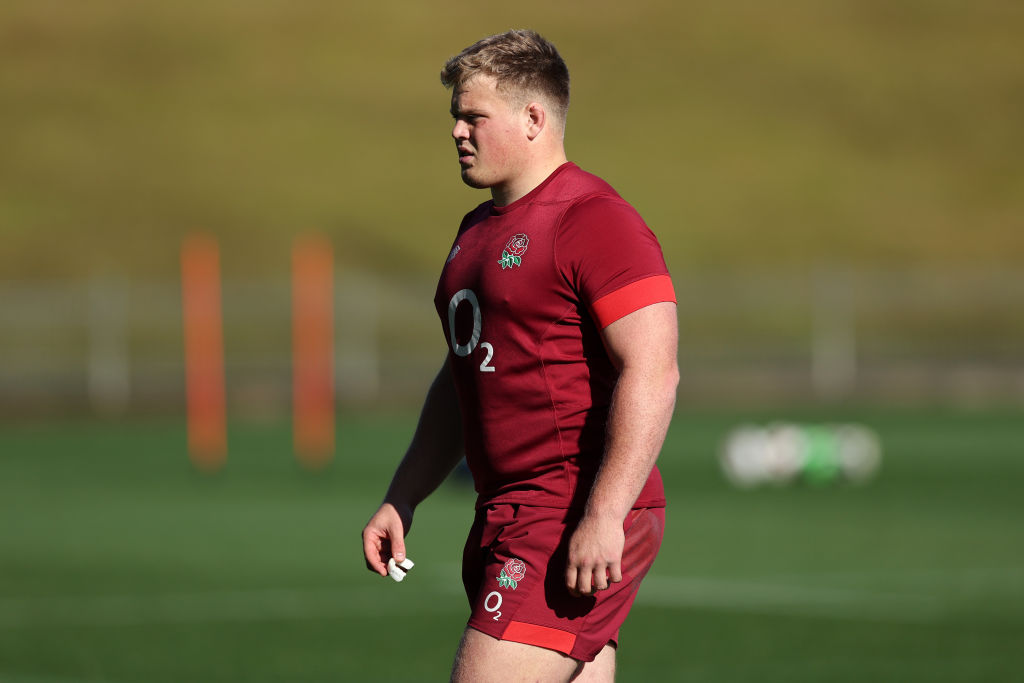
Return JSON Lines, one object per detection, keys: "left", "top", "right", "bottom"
{"left": 462, "top": 503, "right": 665, "bottom": 662}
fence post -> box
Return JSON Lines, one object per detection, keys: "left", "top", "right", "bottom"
{"left": 811, "top": 268, "right": 857, "bottom": 399}
{"left": 335, "top": 273, "right": 380, "bottom": 401}
{"left": 181, "top": 234, "right": 228, "bottom": 470}
{"left": 88, "top": 276, "right": 131, "bottom": 416}
{"left": 292, "top": 235, "right": 335, "bottom": 467}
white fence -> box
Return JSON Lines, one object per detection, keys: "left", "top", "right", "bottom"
{"left": 1, "top": 269, "right": 1022, "bottom": 417}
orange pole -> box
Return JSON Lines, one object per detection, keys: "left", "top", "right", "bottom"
{"left": 292, "top": 235, "right": 335, "bottom": 467}
{"left": 181, "top": 234, "right": 227, "bottom": 471}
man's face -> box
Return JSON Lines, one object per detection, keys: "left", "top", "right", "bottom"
{"left": 450, "top": 75, "right": 527, "bottom": 191}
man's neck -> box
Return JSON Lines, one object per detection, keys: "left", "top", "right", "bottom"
{"left": 491, "top": 154, "right": 569, "bottom": 207}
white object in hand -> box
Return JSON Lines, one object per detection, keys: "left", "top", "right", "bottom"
{"left": 387, "top": 557, "right": 415, "bottom": 582}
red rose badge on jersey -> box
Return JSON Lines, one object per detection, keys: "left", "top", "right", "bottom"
{"left": 497, "top": 557, "right": 527, "bottom": 590}
{"left": 498, "top": 234, "right": 529, "bottom": 269}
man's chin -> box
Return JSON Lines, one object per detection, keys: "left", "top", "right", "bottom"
{"left": 460, "top": 168, "right": 490, "bottom": 190}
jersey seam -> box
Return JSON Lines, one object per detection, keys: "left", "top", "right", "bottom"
{"left": 537, "top": 301, "right": 581, "bottom": 502}
{"left": 551, "top": 192, "right": 623, "bottom": 292}
{"left": 544, "top": 191, "right": 621, "bottom": 502}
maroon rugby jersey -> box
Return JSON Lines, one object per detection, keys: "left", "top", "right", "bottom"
{"left": 434, "top": 163, "right": 676, "bottom": 509}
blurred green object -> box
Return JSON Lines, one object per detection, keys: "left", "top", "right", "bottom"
{"left": 0, "top": 407, "right": 1022, "bottom": 681}
{"left": 802, "top": 425, "right": 842, "bottom": 485}
{"left": 720, "top": 422, "right": 882, "bottom": 487}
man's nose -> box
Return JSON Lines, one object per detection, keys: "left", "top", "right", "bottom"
{"left": 452, "top": 119, "right": 469, "bottom": 140}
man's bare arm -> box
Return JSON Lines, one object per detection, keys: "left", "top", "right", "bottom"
{"left": 565, "top": 301, "right": 679, "bottom": 596}
{"left": 362, "top": 360, "right": 464, "bottom": 576}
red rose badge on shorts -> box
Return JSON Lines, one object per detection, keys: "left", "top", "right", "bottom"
{"left": 497, "top": 557, "right": 527, "bottom": 590}
{"left": 498, "top": 234, "right": 529, "bottom": 270}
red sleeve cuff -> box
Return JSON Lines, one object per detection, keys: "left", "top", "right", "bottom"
{"left": 591, "top": 274, "right": 676, "bottom": 329}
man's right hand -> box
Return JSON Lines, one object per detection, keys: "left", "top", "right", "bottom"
{"left": 362, "top": 502, "right": 413, "bottom": 577}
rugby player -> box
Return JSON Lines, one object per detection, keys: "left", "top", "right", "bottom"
{"left": 362, "top": 29, "right": 679, "bottom": 682}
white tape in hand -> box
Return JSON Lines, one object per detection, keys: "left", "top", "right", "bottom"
{"left": 387, "top": 557, "right": 415, "bottom": 582}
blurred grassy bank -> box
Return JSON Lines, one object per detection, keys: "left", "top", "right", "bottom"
{"left": 2, "top": 0, "right": 1022, "bottom": 280}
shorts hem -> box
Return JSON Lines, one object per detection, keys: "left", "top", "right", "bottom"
{"left": 570, "top": 635, "right": 617, "bottom": 663}
{"left": 502, "top": 620, "right": 577, "bottom": 656}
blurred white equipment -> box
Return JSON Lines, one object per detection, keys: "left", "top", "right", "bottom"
{"left": 720, "top": 423, "right": 881, "bottom": 488}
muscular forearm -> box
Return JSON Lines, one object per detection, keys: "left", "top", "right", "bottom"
{"left": 383, "top": 361, "right": 464, "bottom": 512}
{"left": 564, "top": 348, "right": 677, "bottom": 595}
{"left": 584, "top": 356, "right": 678, "bottom": 523}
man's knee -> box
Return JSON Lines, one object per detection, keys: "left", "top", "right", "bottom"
{"left": 569, "top": 644, "right": 615, "bottom": 683}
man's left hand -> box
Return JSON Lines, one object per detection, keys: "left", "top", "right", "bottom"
{"left": 564, "top": 514, "right": 625, "bottom": 597}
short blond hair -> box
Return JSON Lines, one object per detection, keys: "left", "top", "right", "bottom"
{"left": 440, "top": 29, "right": 570, "bottom": 125}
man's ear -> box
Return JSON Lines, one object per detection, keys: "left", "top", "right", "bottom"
{"left": 525, "top": 101, "right": 546, "bottom": 141}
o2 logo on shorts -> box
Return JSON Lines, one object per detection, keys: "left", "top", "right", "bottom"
{"left": 483, "top": 558, "right": 527, "bottom": 622}
{"left": 484, "top": 591, "right": 503, "bottom": 621}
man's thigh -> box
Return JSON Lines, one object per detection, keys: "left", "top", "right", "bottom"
{"left": 451, "top": 627, "right": 615, "bottom": 683}
{"left": 462, "top": 504, "right": 664, "bottom": 663}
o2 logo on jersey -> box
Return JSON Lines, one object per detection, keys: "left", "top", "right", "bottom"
{"left": 447, "top": 288, "right": 495, "bottom": 373}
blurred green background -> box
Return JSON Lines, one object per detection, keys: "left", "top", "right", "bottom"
{"left": 3, "top": 0, "right": 1022, "bottom": 279}
{"left": 2, "top": 411, "right": 1022, "bottom": 682}
{"left": 1, "top": 0, "right": 1023, "bottom": 681}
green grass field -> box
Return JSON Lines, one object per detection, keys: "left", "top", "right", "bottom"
{"left": 1, "top": 408, "right": 1022, "bottom": 682}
